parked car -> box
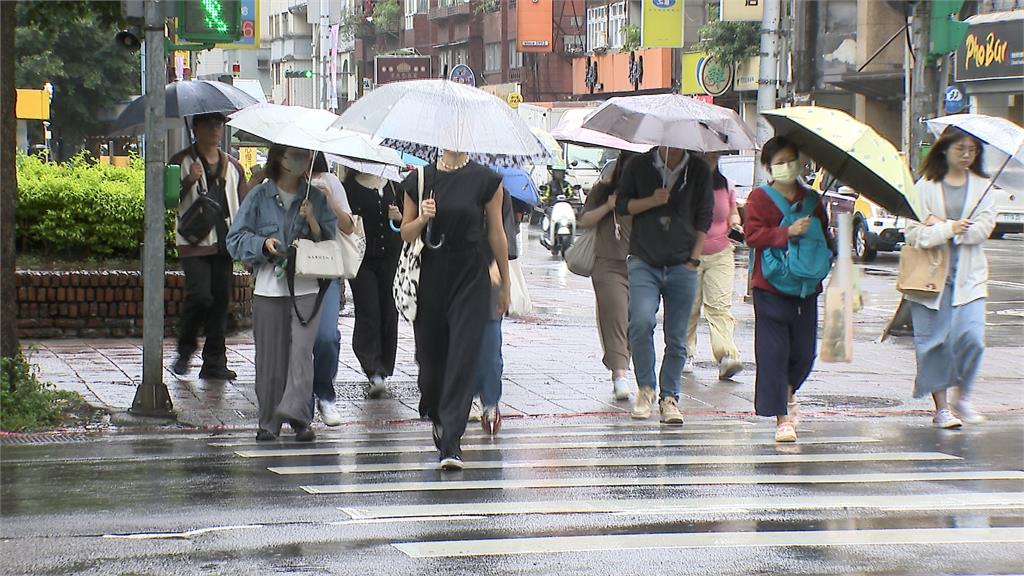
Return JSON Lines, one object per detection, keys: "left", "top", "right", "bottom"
{"left": 814, "top": 170, "right": 906, "bottom": 262}
{"left": 990, "top": 162, "right": 1024, "bottom": 238}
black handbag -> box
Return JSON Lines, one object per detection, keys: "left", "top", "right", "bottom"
{"left": 177, "top": 150, "right": 225, "bottom": 245}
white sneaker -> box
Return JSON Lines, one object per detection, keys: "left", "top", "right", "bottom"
{"left": 612, "top": 377, "right": 631, "bottom": 401}
{"left": 631, "top": 387, "right": 656, "bottom": 419}
{"left": 718, "top": 357, "right": 743, "bottom": 380}
{"left": 318, "top": 400, "right": 343, "bottom": 427}
{"left": 659, "top": 396, "right": 684, "bottom": 425}
{"left": 953, "top": 400, "right": 986, "bottom": 424}
{"left": 468, "top": 396, "right": 483, "bottom": 422}
{"left": 367, "top": 375, "right": 387, "bottom": 399}
{"left": 933, "top": 409, "right": 963, "bottom": 429}
{"left": 683, "top": 356, "right": 695, "bottom": 374}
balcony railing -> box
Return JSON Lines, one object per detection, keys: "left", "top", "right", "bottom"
{"left": 428, "top": 1, "right": 471, "bottom": 20}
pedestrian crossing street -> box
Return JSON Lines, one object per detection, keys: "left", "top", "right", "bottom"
{"left": 210, "top": 418, "right": 1024, "bottom": 566}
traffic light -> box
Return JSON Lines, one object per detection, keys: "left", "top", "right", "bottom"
{"left": 929, "top": 0, "right": 970, "bottom": 59}
{"left": 285, "top": 70, "right": 314, "bottom": 79}
{"left": 178, "top": 0, "right": 243, "bottom": 44}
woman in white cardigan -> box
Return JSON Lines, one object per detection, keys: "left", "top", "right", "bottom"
{"left": 904, "top": 127, "right": 996, "bottom": 429}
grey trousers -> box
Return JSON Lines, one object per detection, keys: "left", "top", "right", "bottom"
{"left": 253, "top": 294, "right": 321, "bottom": 432}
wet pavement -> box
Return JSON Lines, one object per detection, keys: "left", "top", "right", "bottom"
{"left": 2, "top": 417, "right": 1023, "bottom": 575}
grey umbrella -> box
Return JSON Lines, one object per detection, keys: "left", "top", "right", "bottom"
{"left": 112, "top": 80, "right": 258, "bottom": 134}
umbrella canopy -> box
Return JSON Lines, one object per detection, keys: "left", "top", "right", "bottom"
{"left": 530, "top": 127, "right": 567, "bottom": 170}
{"left": 491, "top": 165, "right": 540, "bottom": 206}
{"left": 113, "top": 80, "right": 259, "bottom": 133}
{"left": 228, "top": 104, "right": 404, "bottom": 167}
{"left": 326, "top": 153, "right": 403, "bottom": 183}
{"left": 333, "top": 79, "right": 553, "bottom": 167}
{"left": 551, "top": 108, "right": 653, "bottom": 153}
{"left": 762, "top": 106, "right": 919, "bottom": 220}
{"left": 926, "top": 114, "right": 1024, "bottom": 194}
{"left": 581, "top": 94, "right": 756, "bottom": 152}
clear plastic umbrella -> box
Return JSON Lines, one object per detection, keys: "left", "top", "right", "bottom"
{"left": 228, "top": 103, "right": 404, "bottom": 167}
{"left": 333, "top": 79, "right": 553, "bottom": 167}
{"left": 926, "top": 114, "right": 1024, "bottom": 211}
{"left": 581, "top": 93, "right": 756, "bottom": 152}
{"left": 551, "top": 108, "right": 654, "bottom": 153}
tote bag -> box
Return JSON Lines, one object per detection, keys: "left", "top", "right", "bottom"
{"left": 393, "top": 168, "right": 425, "bottom": 322}
{"left": 896, "top": 244, "right": 949, "bottom": 298}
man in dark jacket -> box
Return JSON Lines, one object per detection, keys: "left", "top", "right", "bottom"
{"left": 616, "top": 146, "right": 714, "bottom": 425}
{"left": 169, "top": 112, "right": 249, "bottom": 380}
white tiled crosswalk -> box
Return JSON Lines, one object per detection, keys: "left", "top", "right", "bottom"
{"left": 215, "top": 419, "right": 1024, "bottom": 562}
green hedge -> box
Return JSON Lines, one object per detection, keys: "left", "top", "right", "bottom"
{"left": 16, "top": 152, "right": 177, "bottom": 259}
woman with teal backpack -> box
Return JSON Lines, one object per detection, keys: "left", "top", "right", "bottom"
{"left": 743, "top": 136, "right": 834, "bottom": 442}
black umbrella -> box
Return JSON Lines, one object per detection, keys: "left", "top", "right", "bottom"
{"left": 112, "top": 80, "right": 259, "bottom": 134}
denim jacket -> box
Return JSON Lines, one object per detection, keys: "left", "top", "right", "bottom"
{"left": 226, "top": 179, "right": 338, "bottom": 267}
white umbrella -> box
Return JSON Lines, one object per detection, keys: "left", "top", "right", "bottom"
{"left": 551, "top": 108, "right": 653, "bottom": 153}
{"left": 333, "top": 79, "right": 553, "bottom": 167}
{"left": 325, "top": 153, "right": 403, "bottom": 183}
{"left": 228, "top": 103, "right": 405, "bottom": 167}
{"left": 581, "top": 94, "right": 757, "bottom": 152}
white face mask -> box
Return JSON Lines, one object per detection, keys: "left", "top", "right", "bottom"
{"left": 281, "top": 151, "right": 308, "bottom": 176}
{"left": 770, "top": 160, "right": 802, "bottom": 184}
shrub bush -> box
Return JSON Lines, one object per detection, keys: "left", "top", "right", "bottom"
{"left": 0, "top": 352, "right": 85, "bottom": 432}
{"left": 16, "top": 152, "right": 177, "bottom": 259}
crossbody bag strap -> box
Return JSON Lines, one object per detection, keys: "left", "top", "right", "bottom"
{"left": 286, "top": 244, "right": 330, "bottom": 327}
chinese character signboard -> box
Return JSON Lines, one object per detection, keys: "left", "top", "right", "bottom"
{"left": 954, "top": 20, "right": 1024, "bottom": 82}
{"left": 642, "top": 0, "right": 684, "bottom": 48}
{"left": 720, "top": 0, "right": 763, "bottom": 22}
{"left": 375, "top": 56, "right": 432, "bottom": 86}
{"left": 518, "top": 0, "right": 553, "bottom": 53}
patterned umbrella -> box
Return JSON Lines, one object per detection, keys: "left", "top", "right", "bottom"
{"left": 762, "top": 106, "right": 920, "bottom": 220}
{"left": 334, "top": 79, "right": 554, "bottom": 168}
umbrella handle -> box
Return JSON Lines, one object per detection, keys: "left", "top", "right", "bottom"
{"left": 966, "top": 142, "right": 1019, "bottom": 220}
{"left": 425, "top": 221, "right": 445, "bottom": 249}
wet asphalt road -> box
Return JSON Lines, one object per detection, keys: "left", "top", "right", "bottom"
{"left": 2, "top": 416, "right": 1023, "bottom": 575}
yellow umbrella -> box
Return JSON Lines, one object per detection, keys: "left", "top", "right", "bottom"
{"left": 530, "top": 126, "right": 566, "bottom": 170}
{"left": 762, "top": 106, "right": 920, "bottom": 220}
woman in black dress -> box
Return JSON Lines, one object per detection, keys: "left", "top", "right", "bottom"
{"left": 400, "top": 150, "right": 510, "bottom": 470}
{"left": 345, "top": 169, "right": 404, "bottom": 398}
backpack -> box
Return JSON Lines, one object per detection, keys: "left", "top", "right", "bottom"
{"left": 758, "top": 185, "right": 833, "bottom": 298}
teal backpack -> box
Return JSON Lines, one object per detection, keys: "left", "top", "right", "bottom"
{"left": 757, "top": 185, "right": 833, "bottom": 298}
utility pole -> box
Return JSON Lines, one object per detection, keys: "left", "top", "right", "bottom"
{"left": 132, "top": 0, "right": 174, "bottom": 418}
{"left": 910, "top": 1, "right": 933, "bottom": 172}
{"left": 755, "top": 0, "right": 782, "bottom": 182}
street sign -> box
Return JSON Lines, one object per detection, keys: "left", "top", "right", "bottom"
{"left": 944, "top": 86, "right": 966, "bottom": 114}
{"left": 449, "top": 64, "right": 477, "bottom": 87}
{"left": 506, "top": 92, "right": 523, "bottom": 109}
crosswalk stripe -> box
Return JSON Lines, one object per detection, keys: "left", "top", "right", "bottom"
{"left": 269, "top": 451, "right": 959, "bottom": 475}
{"left": 302, "top": 470, "right": 1024, "bottom": 494}
{"left": 208, "top": 422, "right": 759, "bottom": 448}
{"left": 343, "top": 491, "right": 1024, "bottom": 520}
{"left": 391, "top": 527, "right": 1024, "bottom": 558}
{"left": 236, "top": 436, "right": 877, "bottom": 458}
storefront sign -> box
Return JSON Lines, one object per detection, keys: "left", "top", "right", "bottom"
{"left": 720, "top": 0, "right": 763, "bottom": 22}
{"left": 449, "top": 63, "right": 477, "bottom": 87}
{"left": 944, "top": 86, "right": 966, "bottom": 113}
{"left": 375, "top": 56, "right": 432, "bottom": 86}
{"left": 641, "top": 0, "right": 684, "bottom": 48}
{"left": 955, "top": 20, "right": 1024, "bottom": 82}
{"left": 518, "top": 0, "right": 554, "bottom": 53}
{"left": 698, "top": 56, "right": 733, "bottom": 96}
{"left": 733, "top": 55, "right": 760, "bottom": 91}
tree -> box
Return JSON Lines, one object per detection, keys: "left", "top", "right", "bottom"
{"left": 697, "top": 2, "right": 760, "bottom": 67}
{"left": 372, "top": 0, "right": 401, "bottom": 37}
{"left": 15, "top": 1, "right": 139, "bottom": 161}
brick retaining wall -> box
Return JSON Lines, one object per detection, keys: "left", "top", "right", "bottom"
{"left": 15, "top": 270, "right": 253, "bottom": 339}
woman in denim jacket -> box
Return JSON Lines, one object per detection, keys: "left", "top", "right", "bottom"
{"left": 227, "top": 145, "right": 337, "bottom": 442}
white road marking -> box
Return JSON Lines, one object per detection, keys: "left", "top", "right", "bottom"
{"left": 102, "top": 525, "right": 263, "bottom": 540}
{"left": 343, "top": 492, "right": 1024, "bottom": 520}
{"left": 269, "top": 451, "right": 959, "bottom": 475}
{"left": 236, "top": 436, "right": 876, "bottom": 458}
{"left": 302, "top": 470, "right": 1024, "bottom": 494}
{"left": 392, "top": 527, "right": 1024, "bottom": 558}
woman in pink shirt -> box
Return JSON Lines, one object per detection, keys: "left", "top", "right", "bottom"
{"left": 685, "top": 152, "right": 744, "bottom": 380}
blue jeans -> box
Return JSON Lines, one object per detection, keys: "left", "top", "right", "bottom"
{"left": 312, "top": 279, "right": 340, "bottom": 403}
{"left": 627, "top": 257, "right": 698, "bottom": 400}
{"left": 475, "top": 317, "right": 504, "bottom": 408}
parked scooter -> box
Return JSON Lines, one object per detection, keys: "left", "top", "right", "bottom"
{"left": 539, "top": 185, "right": 578, "bottom": 258}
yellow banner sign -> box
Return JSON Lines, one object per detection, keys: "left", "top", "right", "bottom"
{"left": 16, "top": 89, "right": 50, "bottom": 120}
{"left": 641, "top": 0, "right": 684, "bottom": 48}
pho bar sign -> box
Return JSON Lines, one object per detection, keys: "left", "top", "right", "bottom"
{"left": 954, "top": 20, "right": 1024, "bottom": 82}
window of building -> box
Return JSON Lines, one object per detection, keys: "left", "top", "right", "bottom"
{"left": 508, "top": 40, "right": 523, "bottom": 69}
{"left": 564, "top": 34, "right": 585, "bottom": 54}
{"left": 485, "top": 42, "right": 502, "bottom": 72}
{"left": 587, "top": 5, "right": 608, "bottom": 50}
{"left": 608, "top": 2, "right": 627, "bottom": 49}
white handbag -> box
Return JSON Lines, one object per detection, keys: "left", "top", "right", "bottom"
{"left": 393, "top": 168, "right": 425, "bottom": 322}
{"left": 337, "top": 214, "right": 367, "bottom": 279}
{"left": 291, "top": 238, "right": 345, "bottom": 280}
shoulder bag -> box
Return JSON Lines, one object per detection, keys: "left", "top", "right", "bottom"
{"left": 896, "top": 244, "right": 949, "bottom": 298}
{"left": 393, "top": 168, "right": 426, "bottom": 322}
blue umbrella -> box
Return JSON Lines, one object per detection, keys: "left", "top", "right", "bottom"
{"left": 401, "top": 152, "right": 429, "bottom": 167}
{"left": 491, "top": 165, "right": 540, "bottom": 206}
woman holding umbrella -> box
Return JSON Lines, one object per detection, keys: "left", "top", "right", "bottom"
{"left": 400, "top": 149, "right": 510, "bottom": 470}
{"left": 227, "top": 145, "right": 338, "bottom": 441}
{"left": 905, "top": 127, "right": 995, "bottom": 428}
{"left": 578, "top": 153, "right": 634, "bottom": 401}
